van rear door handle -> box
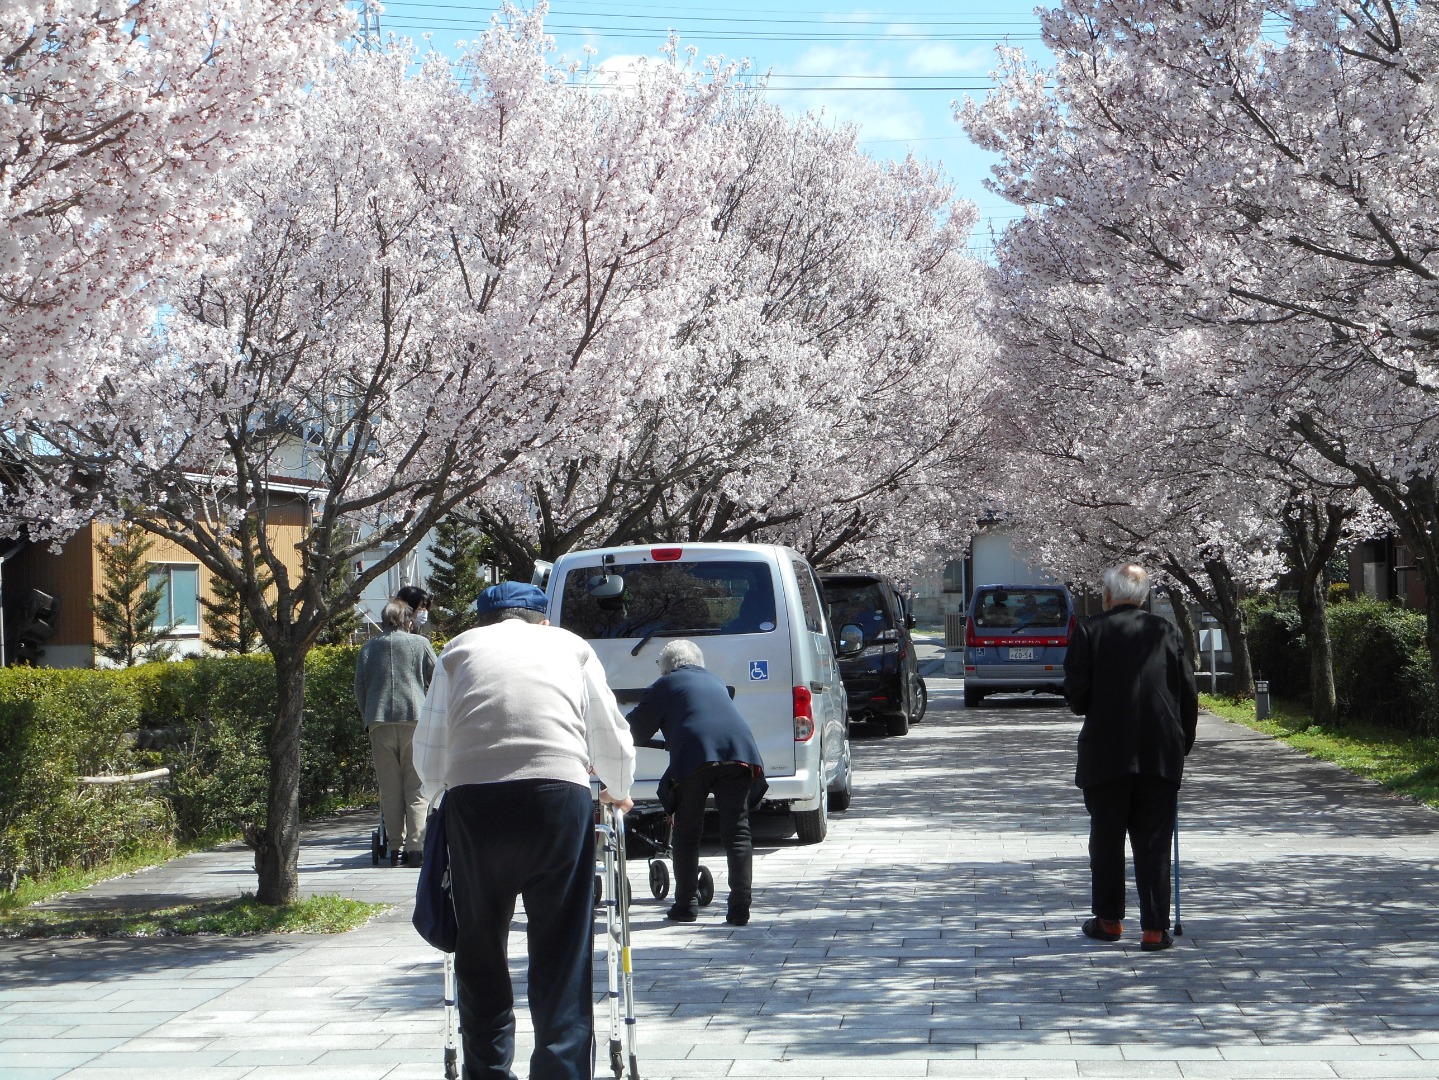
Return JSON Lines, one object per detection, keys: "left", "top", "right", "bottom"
{"left": 809, "top": 681, "right": 825, "bottom": 693}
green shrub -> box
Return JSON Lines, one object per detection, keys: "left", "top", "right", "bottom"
{"left": 1242, "top": 597, "right": 1309, "bottom": 701}
{"left": 0, "top": 669, "right": 172, "bottom": 889}
{"left": 300, "top": 646, "right": 371, "bottom": 816}
{"left": 0, "top": 648, "right": 373, "bottom": 891}
{"left": 1328, "top": 598, "right": 1437, "bottom": 735}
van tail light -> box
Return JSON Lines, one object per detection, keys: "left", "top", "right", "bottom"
{"left": 1057, "top": 615, "right": 1075, "bottom": 648}
{"left": 650, "top": 546, "right": 683, "bottom": 562}
{"left": 793, "top": 686, "right": 815, "bottom": 742}
{"left": 965, "top": 617, "right": 979, "bottom": 648}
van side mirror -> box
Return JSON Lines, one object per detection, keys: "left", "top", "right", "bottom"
{"left": 837, "top": 623, "right": 864, "bottom": 657}
{"left": 905, "top": 613, "right": 916, "bottom": 630}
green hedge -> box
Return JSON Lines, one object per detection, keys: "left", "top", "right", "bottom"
{"left": 0, "top": 646, "right": 372, "bottom": 891}
{"left": 1241, "top": 595, "right": 1436, "bottom": 734}
{"left": 1329, "top": 598, "right": 1437, "bottom": 735}
{"left": 0, "top": 668, "right": 172, "bottom": 890}
{"left": 1242, "top": 599, "right": 1308, "bottom": 700}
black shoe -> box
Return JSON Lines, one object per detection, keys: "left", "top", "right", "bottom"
{"left": 1082, "top": 917, "right": 1122, "bottom": 941}
{"left": 726, "top": 908, "right": 750, "bottom": 927}
{"left": 1141, "top": 929, "right": 1174, "bottom": 952}
{"left": 402, "top": 850, "right": 424, "bottom": 868}
{"left": 665, "top": 905, "right": 697, "bottom": 923}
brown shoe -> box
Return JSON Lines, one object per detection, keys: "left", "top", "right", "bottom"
{"left": 1141, "top": 929, "right": 1174, "bottom": 952}
{"left": 1082, "top": 917, "right": 1122, "bottom": 941}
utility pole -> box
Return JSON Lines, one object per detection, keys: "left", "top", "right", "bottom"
{"left": 354, "top": 0, "right": 383, "bottom": 53}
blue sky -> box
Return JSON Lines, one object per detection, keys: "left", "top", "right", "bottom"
{"left": 371, "top": 1, "right": 1055, "bottom": 254}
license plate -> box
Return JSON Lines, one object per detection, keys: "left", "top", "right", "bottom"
{"left": 1008, "top": 647, "right": 1035, "bottom": 661}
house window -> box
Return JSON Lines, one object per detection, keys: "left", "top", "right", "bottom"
{"left": 148, "top": 564, "right": 200, "bottom": 632}
{"left": 942, "top": 560, "right": 965, "bottom": 594}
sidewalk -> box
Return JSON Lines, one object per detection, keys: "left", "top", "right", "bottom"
{"left": 3, "top": 680, "right": 1439, "bottom": 1079}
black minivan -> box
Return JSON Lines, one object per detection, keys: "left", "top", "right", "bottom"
{"left": 820, "top": 572, "right": 927, "bottom": 737}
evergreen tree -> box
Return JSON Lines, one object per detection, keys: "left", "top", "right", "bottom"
{"left": 202, "top": 564, "right": 272, "bottom": 654}
{"left": 315, "top": 521, "right": 366, "bottom": 645}
{"left": 426, "top": 517, "right": 490, "bottom": 638}
{"left": 94, "top": 524, "right": 175, "bottom": 667}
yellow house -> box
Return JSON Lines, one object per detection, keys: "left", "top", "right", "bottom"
{"left": 2, "top": 501, "right": 309, "bottom": 669}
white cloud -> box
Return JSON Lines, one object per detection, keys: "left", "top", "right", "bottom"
{"left": 905, "top": 42, "right": 993, "bottom": 76}
{"left": 763, "top": 44, "right": 927, "bottom": 143}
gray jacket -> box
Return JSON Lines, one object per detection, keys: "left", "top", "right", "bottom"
{"left": 355, "top": 629, "right": 438, "bottom": 729}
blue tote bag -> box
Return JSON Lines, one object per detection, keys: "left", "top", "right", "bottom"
{"left": 412, "top": 792, "right": 457, "bottom": 952}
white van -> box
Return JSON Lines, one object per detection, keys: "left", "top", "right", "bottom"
{"left": 545, "top": 542, "right": 853, "bottom": 843}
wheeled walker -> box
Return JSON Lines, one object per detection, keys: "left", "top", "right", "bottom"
{"left": 595, "top": 800, "right": 642, "bottom": 1080}
{"left": 624, "top": 805, "right": 714, "bottom": 907}
{"left": 370, "top": 807, "right": 399, "bottom": 866}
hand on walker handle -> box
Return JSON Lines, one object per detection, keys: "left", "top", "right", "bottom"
{"left": 599, "top": 790, "right": 634, "bottom": 813}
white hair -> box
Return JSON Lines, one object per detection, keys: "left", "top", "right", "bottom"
{"left": 382, "top": 600, "right": 413, "bottom": 630}
{"left": 1103, "top": 563, "right": 1150, "bottom": 607}
{"left": 658, "top": 639, "right": 704, "bottom": 675}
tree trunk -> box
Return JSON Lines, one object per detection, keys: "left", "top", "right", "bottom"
{"left": 1162, "top": 554, "right": 1255, "bottom": 699}
{"left": 1279, "top": 495, "right": 1347, "bottom": 728}
{"left": 1290, "top": 417, "right": 1439, "bottom": 725}
{"left": 1203, "top": 557, "right": 1255, "bottom": 700}
{"left": 255, "top": 647, "right": 307, "bottom": 906}
{"left": 1164, "top": 585, "right": 1201, "bottom": 672}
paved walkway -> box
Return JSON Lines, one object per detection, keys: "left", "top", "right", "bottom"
{"left": 3, "top": 675, "right": 1439, "bottom": 1079}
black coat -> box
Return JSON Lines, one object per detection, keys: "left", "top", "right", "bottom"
{"left": 1063, "top": 604, "right": 1198, "bottom": 790}
{"left": 626, "top": 665, "right": 768, "bottom": 812}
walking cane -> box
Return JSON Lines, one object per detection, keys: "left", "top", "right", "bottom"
{"left": 1172, "top": 806, "right": 1184, "bottom": 937}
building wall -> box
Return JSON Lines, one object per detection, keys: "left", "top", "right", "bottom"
{"left": 2, "top": 516, "right": 308, "bottom": 669}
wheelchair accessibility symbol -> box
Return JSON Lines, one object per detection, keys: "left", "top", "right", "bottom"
{"left": 748, "top": 660, "right": 769, "bottom": 682}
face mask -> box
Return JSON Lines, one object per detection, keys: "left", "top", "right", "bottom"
{"left": 415, "top": 609, "right": 429, "bottom": 627}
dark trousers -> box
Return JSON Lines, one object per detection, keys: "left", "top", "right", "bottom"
{"left": 1083, "top": 774, "right": 1178, "bottom": 931}
{"left": 445, "top": 780, "right": 594, "bottom": 1080}
{"left": 670, "top": 763, "right": 753, "bottom": 917}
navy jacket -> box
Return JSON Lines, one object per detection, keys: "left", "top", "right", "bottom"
{"left": 626, "top": 665, "right": 767, "bottom": 812}
{"left": 1063, "top": 604, "right": 1198, "bottom": 790}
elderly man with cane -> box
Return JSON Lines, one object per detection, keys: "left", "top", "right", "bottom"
{"left": 1063, "top": 562, "right": 1197, "bottom": 952}
{"left": 414, "top": 580, "right": 635, "bottom": 1080}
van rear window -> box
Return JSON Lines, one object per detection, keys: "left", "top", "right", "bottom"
{"left": 558, "top": 561, "right": 777, "bottom": 640}
{"left": 972, "top": 588, "right": 1068, "bottom": 630}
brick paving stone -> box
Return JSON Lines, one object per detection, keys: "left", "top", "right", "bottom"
{"left": 1, "top": 660, "right": 1438, "bottom": 1078}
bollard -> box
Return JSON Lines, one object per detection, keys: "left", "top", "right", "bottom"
{"left": 1255, "top": 678, "right": 1271, "bottom": 721}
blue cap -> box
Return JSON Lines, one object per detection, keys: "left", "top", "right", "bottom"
{"left": 476, "top": 580, "right": 549, "bottom": 615}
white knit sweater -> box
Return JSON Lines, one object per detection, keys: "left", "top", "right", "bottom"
{"left": 413, "top": 620, "right": 634, "bottom": 803}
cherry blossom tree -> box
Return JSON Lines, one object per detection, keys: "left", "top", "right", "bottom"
{"left": 4, "top": 10, "right": 738, "bottom": 905}
{"left": 2, "top": 0, "right": 349, "bottom": 419}
{"left": 963, "top": 0, "right": 1439, "bottom": 694}
{"left": 467, "top": 103, "right": 995, "bottom": 580}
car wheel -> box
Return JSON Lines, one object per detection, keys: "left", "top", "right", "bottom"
{"left": 828, "top": 732, "right": 853, "bottom": 812}
{"left": 909, "top": 676, "right": 928, "bottom": 724}
{"left": 964, "top": 685, "right": 983, "bottom": 708}
{"left": 794, "top": 774, "right": 829, "bottom": 844}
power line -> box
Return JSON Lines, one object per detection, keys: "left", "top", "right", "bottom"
{"left": 384, "top": 17, "right": 1041, "bottom": 41}
{"left": 384, "top": 1, "right": 1042, "bottom": 25}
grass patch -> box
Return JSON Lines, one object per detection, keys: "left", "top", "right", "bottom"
{"left": 1200, "top": 693, "right": 1439, "bottom": 809}
{"left": 0, "top": 833, "right": 242, "bottom": 916}
{"left": 0, "top": 893, "right": 388, "bottom": 939}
